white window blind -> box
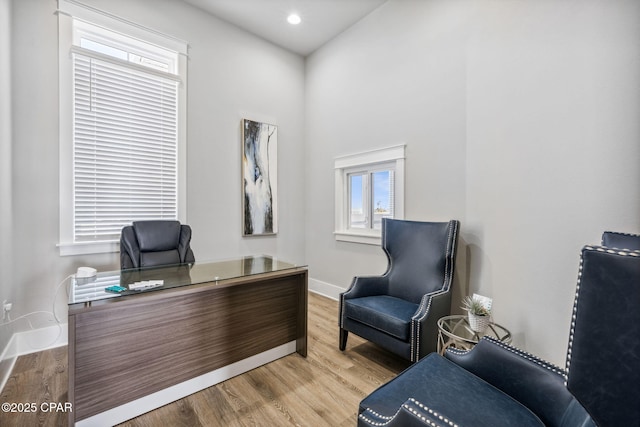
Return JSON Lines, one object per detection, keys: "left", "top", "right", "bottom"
{"left": 72, "top": 50, "right": 178, "bottom": 242}
{"left": 372, "top": 169, "right": 394, "bottom": 230}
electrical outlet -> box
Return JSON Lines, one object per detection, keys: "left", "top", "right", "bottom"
{"left": 472, "top": 294, "right": 492, "bottom": 311}
{"left": 2, "top": 300, "right": 11, "bottom": 321}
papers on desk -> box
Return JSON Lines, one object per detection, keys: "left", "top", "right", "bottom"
{"left": 128, "top": 280, "right": 165, "bottom": 291}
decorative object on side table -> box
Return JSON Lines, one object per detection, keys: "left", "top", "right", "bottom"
{"left": 461, "top": 294, "right": 491, "bottom": 333}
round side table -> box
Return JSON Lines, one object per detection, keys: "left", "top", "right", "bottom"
{"left": 437, "top": 315, "right": 512, "bottom": 355}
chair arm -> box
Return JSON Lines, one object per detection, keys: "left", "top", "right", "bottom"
{"left": 178, "top": 224, "right": 195, "bottom": 263}
{"left": 445, "top": 337, "right": 575, "bottom": 426}
{"left": 412, "top": 290, "right": 452, "bottom": 359}
{"left": 120, "top": 226, "right": 140, "bottom": 269}
{"left": 359, "top": 398, "right": 443, "bottom": 427}
{"left": 341, "top": 275, "right": 390, "bottom": 300}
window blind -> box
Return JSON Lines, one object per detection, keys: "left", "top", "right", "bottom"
{"left": 371, "top": 168, "right": 394, "bottom": 230}
{"left": 73, "top": 51, "right": 178, "bottom": 242}
{"left": 387, "top": 169, "right": 395, "bottom": 218}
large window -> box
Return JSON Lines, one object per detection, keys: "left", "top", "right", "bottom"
{"left": 58, "top": 1, "right": 188, "bottom": 255}
{"left": 335, "top": 145, "right": 405, "bottom": 245}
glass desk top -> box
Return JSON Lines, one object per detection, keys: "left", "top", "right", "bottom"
{"left": 69, "top": 255, "right": 306, "bottom": 305}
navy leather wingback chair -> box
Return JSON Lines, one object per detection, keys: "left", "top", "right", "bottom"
{"left": 339, "top": 219, "right": 460, "bottom": 362}
{"left": 120, "top": 220, "right": 195, "bottom": 269}
{"left": 357, "top": 241, "right": 640, "bottom": 427}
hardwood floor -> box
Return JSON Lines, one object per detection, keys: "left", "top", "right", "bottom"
{"left": 0, "top": 292, "right": 410, "bottom": 426}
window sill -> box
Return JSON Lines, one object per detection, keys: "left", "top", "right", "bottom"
{"left": 58, "top": 241, "right": 119, "bottom": 256}
{"left": 334, "top": 231, "right": 381, "bottom": 246}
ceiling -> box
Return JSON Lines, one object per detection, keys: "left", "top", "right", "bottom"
{"left": 181, "top": 0, "right": 388, "bottom": 56}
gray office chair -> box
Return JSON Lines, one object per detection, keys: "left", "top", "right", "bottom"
{"left": 120, "top": 220, "right": 195, "bottom": 269}
{"left": 339, "top": 218, "right": 460, "bottom": 362}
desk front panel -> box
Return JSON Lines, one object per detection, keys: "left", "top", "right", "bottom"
{"left": 69, "top": 269, "right": 307, "bottom": 423}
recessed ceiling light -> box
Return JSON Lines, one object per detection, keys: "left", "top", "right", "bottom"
{"left": 287, "top": 13, "right": 301, "bottom": 25}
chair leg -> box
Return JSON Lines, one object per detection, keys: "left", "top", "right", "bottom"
{"left": 339, "top": 328, "right": 348, "bottom": 351}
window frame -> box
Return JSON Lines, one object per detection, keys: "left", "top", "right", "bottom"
{"left": 334, "top": 145, "right": 405, "bottom": 245}
{"left": 57, "top": 0, "right": 188, "bottom": 256}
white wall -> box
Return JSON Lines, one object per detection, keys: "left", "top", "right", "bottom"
{"left": 305, "top": 0, "right": 468, "bottom": 300}
{"left": 7, "top": 0, "right": 305, "bottom": 342}
{"left": 464, "top": 0, "right": 640, "bottom": 364}
{"left": 0, "top": 0, "right": 13, "bottom": 352}
{"left": 305, "top": 0, "right": 640, "bottom": 365}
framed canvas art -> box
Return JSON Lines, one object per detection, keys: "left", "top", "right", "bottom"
{"left": 241, "top": 119, "right": 278, "bottom": 236}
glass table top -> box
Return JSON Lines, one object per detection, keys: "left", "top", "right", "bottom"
{"left": 438, "top": 314, "right": 512, "bottom": 344}
{"left": 69, "top": 255, "right": 305, "bottom": 305}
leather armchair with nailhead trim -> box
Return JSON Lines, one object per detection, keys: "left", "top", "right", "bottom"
{"left": 339, "top": 218, "right": 460, "bottom": 362}
{"left": 357, "top": 236, "right": 640, "bottom": 427}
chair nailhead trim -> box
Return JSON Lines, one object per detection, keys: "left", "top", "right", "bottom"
{"left": 363, "top": 408, "right": 394, "bottom": 420}
{"left": 483, "top": 337, "right": 567, "bottom": 377}
{"left": 406, "top": 398, "right": 458, "bottom": 427}
{"left": 445, "top": 347, "right": 469, "bottom": 355}
{"left": 358, "top": 414, "right": 392, "bottom": 426}
{"left": 359, "top": 398, "right": 459, "bottom": 427}
{"left": 412, "top": 295, "right": 433, "bottom": 361}
{"left": 358, "top": 407, "right": 399, "bottom": 426}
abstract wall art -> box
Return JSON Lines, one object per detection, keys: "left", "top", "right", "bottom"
{"left": 241, "top": 119, "right": 278, "bottom": 236}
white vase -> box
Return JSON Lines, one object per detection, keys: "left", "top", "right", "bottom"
{"left": 468, "top": 313, "right": 490, "bottom": 334}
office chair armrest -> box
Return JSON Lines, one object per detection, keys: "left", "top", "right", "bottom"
{"left": 341, "top": 275, "right": 390, "bottom": 300}
{"left": 120, "top": 225, "right": 140, "bottom": 269}
{"left": 178, "top": 224, "right": 196, "bottom": 263}
{"left": 445, "top": 337, "right": 575, "bottom": 426}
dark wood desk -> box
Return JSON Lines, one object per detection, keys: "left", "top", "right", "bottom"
{"left": 68, "top": 256, "right": 307, "bottom": 426}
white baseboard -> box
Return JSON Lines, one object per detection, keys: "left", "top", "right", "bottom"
{"left": 0, "top": 336, "right": 17, "bottom": 395}
{"left": 14, "top": 323, "right": 68, "bottom": 355}
{"left": 0, "top": 323, "right": 68, "bottom": 393}
{"left": 309, "top": 277, "right": 344, "bottom": 301}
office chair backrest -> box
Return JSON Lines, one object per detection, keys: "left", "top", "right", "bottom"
{"left": 601, "top": 231, "right": 640, "bottom": 250}
{"left": 382, "top": 219, "right": 459, "bottom": 303}
{"left": 120, "top": 220, "right": 195, "bottom": 269}
{"left": 565, "top": 246, "right": 640, "bottom": 426}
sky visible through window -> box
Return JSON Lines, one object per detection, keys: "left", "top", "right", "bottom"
{"left": 351, "top": 172, "right": 391, "bottom": 212}
{"left": 80, "top": 38, "right": 171, "bottom": 72}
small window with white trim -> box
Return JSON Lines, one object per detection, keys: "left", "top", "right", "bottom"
{"left": 57, "top": 0, "right": 188, "bottom": 256}
{"left": 335, "top": 145, "right": 405, "bottom": 245}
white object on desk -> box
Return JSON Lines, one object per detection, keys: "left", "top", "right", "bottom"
{"left": 76, "top": 267, "right": 97, "bottom": 278}
{"left": 128, "top": 280, "right": 164, "bottom": 291}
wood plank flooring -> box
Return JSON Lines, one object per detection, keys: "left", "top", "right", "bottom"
{"left": 0, "top": 292, "right": 410, "bottom": 427}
